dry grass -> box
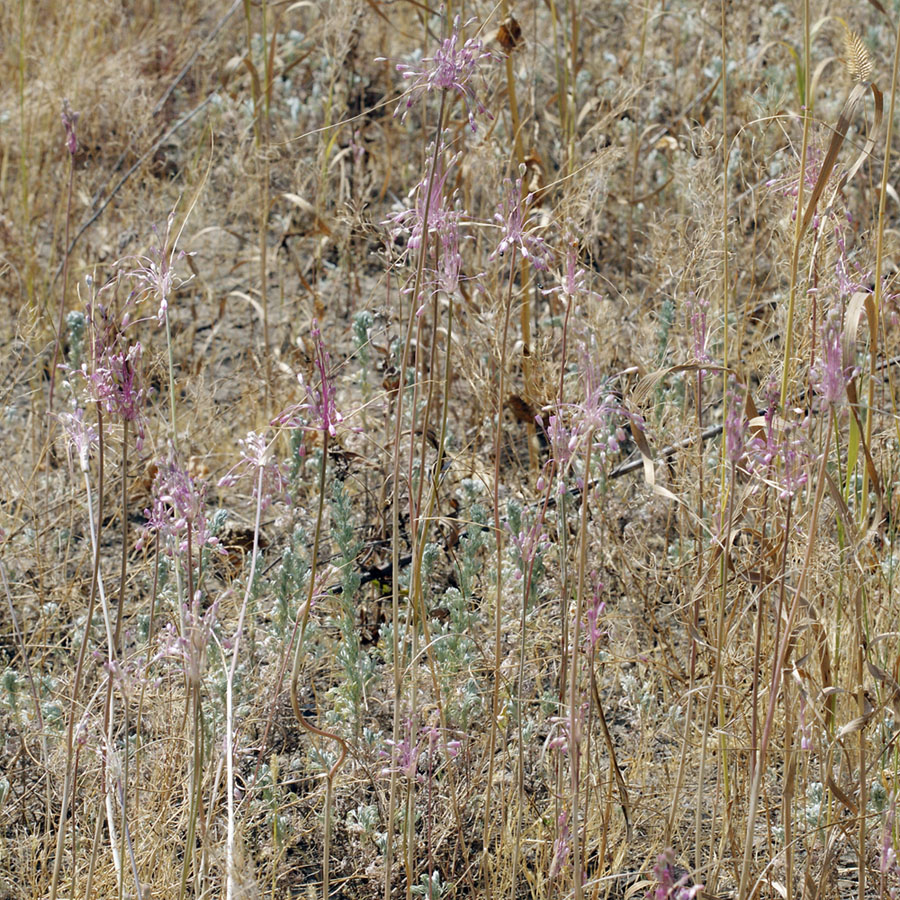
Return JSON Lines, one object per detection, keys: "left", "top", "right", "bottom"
{"left": 2, "top": 2, "right": 900, "bottom": 899}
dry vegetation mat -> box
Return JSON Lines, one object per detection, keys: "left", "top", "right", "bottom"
{"left": 3, "top": 1, "right": 900, "bottom": 899}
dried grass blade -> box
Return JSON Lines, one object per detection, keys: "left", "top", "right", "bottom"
{"left": 800, "top": 82, "right": 867, "bottom": 235}
{"left": 589, "top": 662, "right": 633, "bottom": 841}
{"left": 844, "top": 291, "right": 885, "bottom": 508}
{"left": 834, "top": 83, "right": 883, "bottom": 191}
{"left": 861, "top": 0, "right": 893, "bottom": 26}
{"left": 629, "top": 422, "right": 677, "bottom": 501}
{"left": 632, "top": 362, "right": 719, "bottom": 407}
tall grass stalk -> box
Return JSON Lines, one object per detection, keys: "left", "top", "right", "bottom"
{"left": 49, "top": 412, "right": 111, "bottom": 900}
{"left": 225, "top": 461, "right": 266, "bottom": 900}
{"left": 780, "top": 0, "right": 812, "bottom": 408}
{"left": 862, "top": 2, "right": 900, "bottom": 523}
{"left": 482, "top": 246, "right": 518, "bottom": 898}
{"left": 386, "top": 93, "right": 447, "bottom": 900}
{"left": 737, "top": 413, "right": 833, "bottom": 900}
{"left": 290, "top": 430, "right": 348, "bottom": 900}
{"left": 568, "top": 428, "right": 594, "bottom": 900}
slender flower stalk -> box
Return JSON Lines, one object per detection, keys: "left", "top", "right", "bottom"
{"left": 49, "top": 100, "right": 79, "bottom": 411}
{"left": 276, "top": 329, "right": 350, "bottom": 900}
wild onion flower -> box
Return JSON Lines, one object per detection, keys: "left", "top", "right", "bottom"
{"left": 575, "top": 346, "right": 641, "bottom": 464}
{"left": 490, "top": 176, "right": 550, "bottom": 271}
{"left": 647, "top": 849, "right": 703, "bottom": 900}
{"left": 61, "top": 99, "right": 78, "bottom": 157}
{"left": 388, "top": 16, "right": 493, "bottom": 132}
{"left": 218, "top": 431, "right": 290, "bottom": 513}
{"left": 385, "top": 146, "right": 462, "bottom": 253}
{"left": 60, "top": 407, "right": 98, "bottom": 473}
{"left": 744, "top": 383, "right": 810, "bottom": 501}
{"left": 381, "top": 721, "right": 459, "bottom": 782}
{"left": 508, "top": 517, "right": 549, "bottom": 581}
{"left": 381, "top": 734, "right": 421, "bottom": 783}
{"left": 812, "top": 312, "right": 854, "bottom": 408}
{"left": 537, "top": 414, "right": 576, "bottom": 495}
{"left": 547, "top": 704, "right": 586, "bottom": 755}
{"left": 881, "top": 803, "right": 900, "bottom": 899}
{"left": 129, "top": 212, "right": 194, "bottom": 326}
{"left": 136, "top": 455, "right": 222, "bottom": 561}
{"left": 538, "top": 349, "right": 640, "bottom": 495}
{"left": 544, "top": 241, "right": 591, "bottom": 305}
{"left": 275, "top": 321, "right": 345, "bottom": 438}
{"left": 85, "top": 337, "right": 146, "bottom": 449}
{"left": 548, "top": 811, "right": 571, "bottom": 879}
{"left": 724, "top": 377, "right": 745, "bottom": 465}
{"left": 685, "top": 293, "right": 713, "bottom": 374}
{"left": 584, "top": 579, "right": 606, "bottom": 650}
{"left": 384, "top": 145, "right": 469, "bottom": 305}
{"left": 766, "top": 143, "right": 828, "bottom": 226}
{"left": 153, "top": 595, "right": 219, "bottom": 688}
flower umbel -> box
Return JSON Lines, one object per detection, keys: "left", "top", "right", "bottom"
{"left": 137, "top": 455, "right": 222, "bottom": 561}
{"left": 390, "top": 16, "right": 493, "bottom": 132}
{"left": 61, "top": 99, "right": 79, "bottom": 157}
{"left": 218, "top": 431, "right": 290, "bottom": 512}
{"left": 275, "top": 321, "right": 345, "bottom": 437}
{"left": 59, "top": 407, "right": 98, "bottom": 473}
{"left": 647, "top": 850, "right": 703, "bottom": 900}
{"left": 490, "top": 176, "right": 550, "bottom": 271}
{"left": 812, "top": 312, "right": 853, "bottom": 408}
{"left": 725, "top": 377, "right": 746, "bottom": 466}
{"left": 129, "top": 212, "right": 194, "bottom": 326}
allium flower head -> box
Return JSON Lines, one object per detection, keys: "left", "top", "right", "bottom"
{"left": 491, "top": 176, "right": 550, "bottom": 270}
{"left": 60, "top": 407, "right": 98, "bottom": 473}
{"left": 384, "top": 142, "right": 472, "bottom": 306}
{"left": 218, "top": 430, "right": 290, "bottom": 512}
{"left": 538, "top": 413, "right": 577, "bottom": 495}
{"left": 725, "top": 377, "right": 746, "bottom": 465}
{"left": 767, "top": 143, "right": 830, "bottom": 227}
{"left": 61, "top": 99, "right": 79, "bottom": 157}
{"left": 154, "top": 595, "right": 219, "bottom": 688}
{"left": 744, "top": 383, "right": 810, "bottom": 502}
{"left": 573, "top": 345, "right": 642, "bottom": 466}
{"left": 584, "top": 577, "right": 606, "bottom": 650}
{"left": 543, "top": 239, "right": 599, "bottom": 307}
{"left": 129, "top": 212, "right": 194, "bottom": 325}
{"left": 647, "top": 849, "right": 703, "bottom": 900}
{"left": 275, "top": 321, "right": 345, "bottom": 438}
{"left": 685, "top": 293, "right": 713, "bottom": 374}
{"left": 548, "top": 811, "right": 571, "bottom": 879}
{"left": 84, "top": 335, "right": 146, "bottom": 447}
{"left": 389, "top": 16, "right": 494, "bottom": 132}
{"left": 812, "top": 312, "right": 854, "bottom": 408}
{"left": 385, "top": 146, "right": 462, "bottom": 253}
{"left": 558, "top": 241, "right": 587, "bottom": 298}
{"left": 137, "top": 455, "right": 223, "bottom": 561}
